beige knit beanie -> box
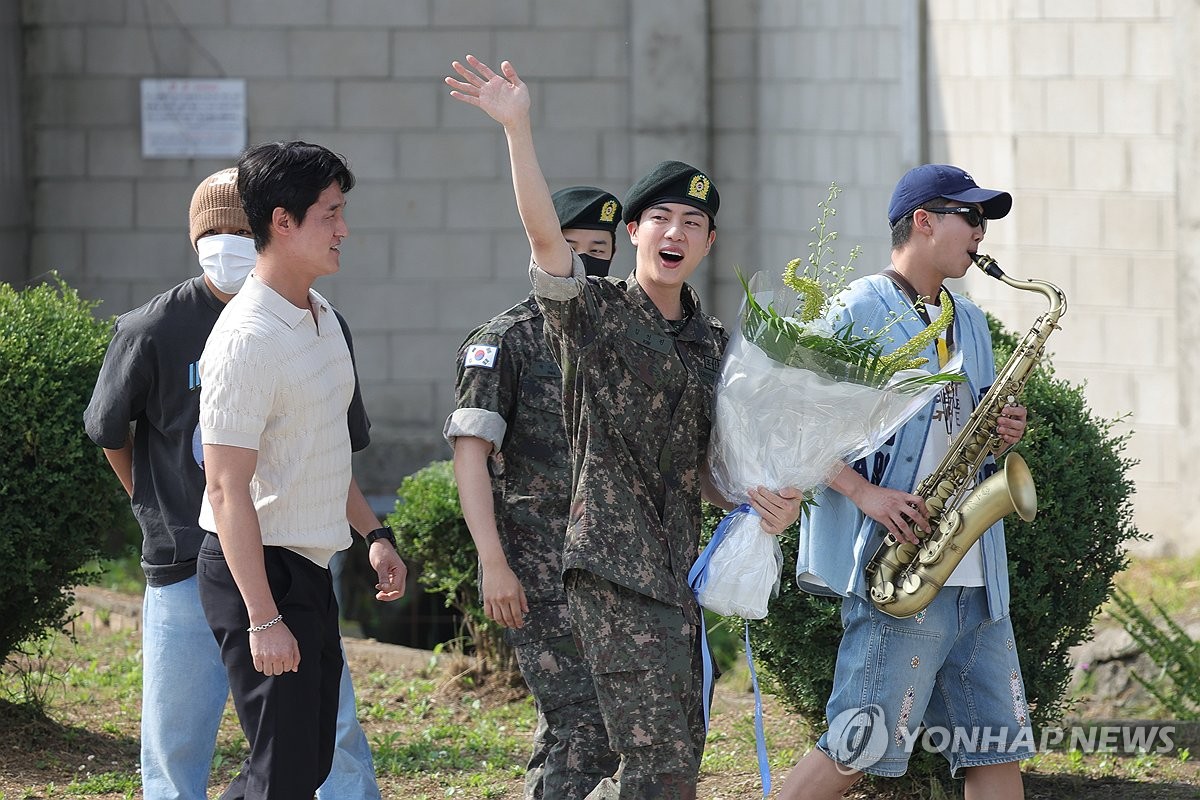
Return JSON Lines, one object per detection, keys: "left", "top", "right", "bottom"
{"left": 188, "top": 168, "right": 249, "bottom": 250}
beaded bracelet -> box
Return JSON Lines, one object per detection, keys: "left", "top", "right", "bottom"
{"left": 247, "top": 613, "right": 283, "bottom": 633}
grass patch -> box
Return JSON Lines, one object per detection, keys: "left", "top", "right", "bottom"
{"left": 1109, "top": 554, "right": 1200, "bottom": 619}
{"left": 3, "top": 585, "right": 1200, "bottom": 799}
{"left": 90, "top": 555, "right": 146, "bottom": 596}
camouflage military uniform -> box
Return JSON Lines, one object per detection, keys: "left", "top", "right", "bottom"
{"left": 530, "top": 256, "right": 727, "bottom": 800}
{"left": 444, "top": 294, "right": 618, "bottom": 800}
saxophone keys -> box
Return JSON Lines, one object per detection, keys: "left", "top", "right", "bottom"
{"left": 938, "top": 510, "right": 962, "bottom": 535}
{"left": 871, "top": 582, "right": 896, "bottom": 604}
{"left": 918, "top": 538, "right": 944, "bottom": 565}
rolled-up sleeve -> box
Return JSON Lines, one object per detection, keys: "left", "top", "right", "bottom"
{"left": 443, "top": 408, "right": 507, "bottom": 451}
{"left": 528, "top": 251, "right": 586, "bottom": 301}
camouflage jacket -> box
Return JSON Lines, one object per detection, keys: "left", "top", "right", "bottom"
{"left": 445, "top": 294, "right": 572, "bottom": 642}
{"left": 530, "top": 258, "right": 727, "bottom": 624}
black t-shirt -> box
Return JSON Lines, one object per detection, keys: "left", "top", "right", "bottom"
{"left": 84, "top": 277, "right": 371, "bottom": 587}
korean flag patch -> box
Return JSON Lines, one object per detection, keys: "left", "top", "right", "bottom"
{"left": 464, "top": 344, "right": 499, "bottom": 369}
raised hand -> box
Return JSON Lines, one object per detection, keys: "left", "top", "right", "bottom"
{"left": 446, "top": 55, "right": 530, "bottom": 129}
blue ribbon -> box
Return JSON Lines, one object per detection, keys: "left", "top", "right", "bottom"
{"left": 745, "top": 619, "right": 771, "bottom": 797}
{"left": 688, "top": 504, "right": 772, "bottom": 797}
{"left": 688, "top": 504, "right": 749, "bottom": 731}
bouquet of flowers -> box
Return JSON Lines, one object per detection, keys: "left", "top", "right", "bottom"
{"left": 694, "top": 184, "right": 963, "bottom": 621}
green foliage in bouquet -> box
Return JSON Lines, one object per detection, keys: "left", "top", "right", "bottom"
{"left": 0, "top": 278, "right": 125, "bottom": 665}
{"left": 385, "top": 460, "right": 515, "bottom": 671}
{"left": 738, "top": 313, "right": 1144, "bottom": 789}
{"left": 740, "top": 183, "right": 959, "bottom": 393}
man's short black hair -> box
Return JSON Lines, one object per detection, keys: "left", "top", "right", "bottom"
{"left": 237, "top": 141, "right": 355, "bottom": 252}
{"left": 890, "top": 198, "right": 954, "bottom": 250}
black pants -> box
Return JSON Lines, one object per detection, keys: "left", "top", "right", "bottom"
{"left": 198, "top": 534, "right": 343, "bottom": 800}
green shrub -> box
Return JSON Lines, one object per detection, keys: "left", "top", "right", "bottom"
{"left": 385, "top": 460, "right": 514, "bottom": 671}
{"left": 988, "top": 313, "right": 1145, "bottom": 724}
{"left": 0, "top": 278, "right": 124, "bottom": 663}
{"left": 738, "top": 312, "right": 1144, "bottom": 778}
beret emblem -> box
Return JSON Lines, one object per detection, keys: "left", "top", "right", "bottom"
{"left": 599, "top": 199, "right": 618, "bottom": 224}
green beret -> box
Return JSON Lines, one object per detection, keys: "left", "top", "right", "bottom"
{"left": 622, "top": 160, "right": 719, "bottom": 225}
{"left": 552, "top": 186, "right": 622, "bottom": 233}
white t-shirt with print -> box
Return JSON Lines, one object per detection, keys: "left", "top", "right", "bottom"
{"left": 913, "top": 304, "right": 985, "bottom": 587}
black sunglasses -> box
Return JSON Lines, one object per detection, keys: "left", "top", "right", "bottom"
{"left": 922, "top": 206, "right": 987, "bottom": 232}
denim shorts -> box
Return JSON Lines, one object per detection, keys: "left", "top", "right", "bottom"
{"left": 817, "top": 586, "right": 1035, "bottom": 777}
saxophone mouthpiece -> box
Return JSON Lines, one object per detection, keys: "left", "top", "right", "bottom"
{"left": 970, "top": 251, "right": 1005, "bottom": 280}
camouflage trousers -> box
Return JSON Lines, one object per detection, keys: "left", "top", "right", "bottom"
{"left": 565, "top": 569, "right": 706, "bottom": 800}
{"left": 514, "top": 632, "right": 618, "bottom": 800}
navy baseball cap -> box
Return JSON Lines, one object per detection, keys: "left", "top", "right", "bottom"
{"left": 887, "top": 164, "right": 1012, "bottom": 227}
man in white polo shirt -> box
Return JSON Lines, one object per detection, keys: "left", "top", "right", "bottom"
{"left": 198, "top": 140, "right": 408, "bottom": 799}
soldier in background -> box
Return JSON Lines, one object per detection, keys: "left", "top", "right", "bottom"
{"left": 445, "top": 186, "right": 624, "bottom": 800}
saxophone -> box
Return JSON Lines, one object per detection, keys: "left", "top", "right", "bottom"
{"left": 865, "top": 253, "right": 1067, "bottom": 618}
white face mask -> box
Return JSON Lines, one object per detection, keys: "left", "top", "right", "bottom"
{"left": 197, "top": 234, "right": 257, "bottom": 293}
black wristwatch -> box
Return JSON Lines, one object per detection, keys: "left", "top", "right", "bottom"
{"left": 365, "top": 526, "right": 397, "bottom": 550}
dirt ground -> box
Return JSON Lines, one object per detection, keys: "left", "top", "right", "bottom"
{"left": 2, "top": 591, "right": 1197, "bottom": 799}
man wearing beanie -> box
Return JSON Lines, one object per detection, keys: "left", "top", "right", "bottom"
{"left": 444, "top": 185, "right": 623, "bottom": 800}
{"left": 85, "top": 167, "right": 388, "bottom": 800}
{"left": 447, "top": 56, "right": 802, "bottom": 799}
{"left": 778, "top": 164, "right": 1031, "bottom": 799}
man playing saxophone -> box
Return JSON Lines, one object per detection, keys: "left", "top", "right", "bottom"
{"left": 779, "top": 165, "right": 1034, "bottom": 799}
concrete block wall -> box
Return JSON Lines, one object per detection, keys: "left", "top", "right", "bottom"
{"left": 715, "top": 0, "right": 924, "bottom": 320}
{"left": 18, "top": 0, "right": 1192, "bottom": 553}
{"left": 1, "top": 0, "right": 27, "bottom": 284}
{"left": 925, "top": 0, "right": 1184, "bottom": 554}
{"left": 21, "top": 0, "right": 639, "bottom": 495}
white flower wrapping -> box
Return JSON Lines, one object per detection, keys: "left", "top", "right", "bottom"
{"left": 694, "top": 506, "right": 781, "bottom": 620}
{"left": 696, "top": 314, "right": 961, "bottom": 620}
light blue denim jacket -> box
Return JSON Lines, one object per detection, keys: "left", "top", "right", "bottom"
{"left": 795, "top": 273, "right": 1013, "bottom": 621}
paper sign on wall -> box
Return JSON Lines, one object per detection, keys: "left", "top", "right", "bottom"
{"left": 141, "top": 79, "right": 246, "bottom": 159}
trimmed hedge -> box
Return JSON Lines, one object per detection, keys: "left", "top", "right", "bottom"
{"left": 1, "top": 279, "right": 124, "bottom": 662}
{"left": 386, "top": 460, "right": 514, "bottom": 670}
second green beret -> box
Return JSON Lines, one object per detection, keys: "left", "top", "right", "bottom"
{"left": 552, "top": 186, "right": 622, "bottom": 233}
